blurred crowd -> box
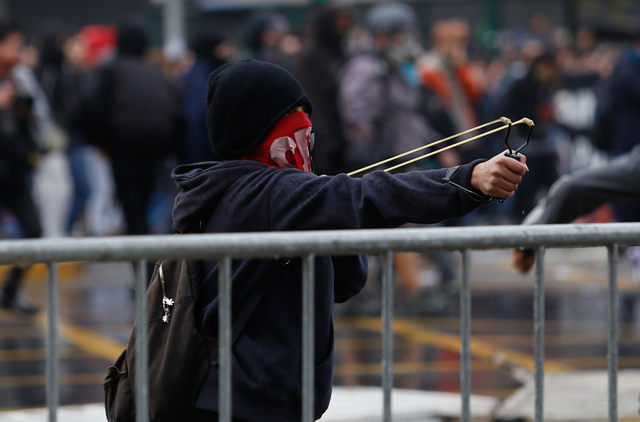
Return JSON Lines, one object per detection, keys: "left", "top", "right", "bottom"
{"left": 1, "top": 2, "right": 640, "bottom": 312}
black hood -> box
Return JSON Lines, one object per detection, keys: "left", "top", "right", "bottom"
{"left": 171, "top": 160, "right": 267, "bottom": 234}
{"left": 206, "top": 59, "right": 312, "bottom": 160}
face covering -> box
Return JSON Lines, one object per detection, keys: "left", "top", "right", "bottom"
{"left": 241, "top": 111, "right": 314, "bottom": 173}
{"left": 385, "top": 35, "right": 423, "bottom": 68}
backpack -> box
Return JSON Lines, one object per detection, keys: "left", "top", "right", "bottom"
{"left": 104, "top": 260, "right": 273, "bottom": 422}
{"left": 82, "top": 58, "right": 183, "bottom": 155}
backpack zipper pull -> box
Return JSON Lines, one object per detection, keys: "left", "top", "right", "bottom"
{"left": 159, "top": 263, "right": 174, "bottom": 323}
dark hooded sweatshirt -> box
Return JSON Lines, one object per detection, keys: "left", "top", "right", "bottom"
{"left": 171, "top": 159, "right": 487, "bottom": 422}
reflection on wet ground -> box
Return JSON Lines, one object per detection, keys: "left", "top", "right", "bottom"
{"left": 0, "top": 248, "right": 638, "bottom": 411}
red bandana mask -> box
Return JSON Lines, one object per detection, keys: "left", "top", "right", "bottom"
{"left": 241, "top": 111, "right": 313, "bottom": 173}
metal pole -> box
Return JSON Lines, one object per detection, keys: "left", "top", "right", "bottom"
{"left": 46, "top": 263, "right": 59, "bottom": 422}
{"left": 607, "top": 245, "right": 619, "bottom": 422}
{"left": 219, "top": 257, "right": 232, "bottom": 422}
{"left": 534, "top": 247, "right": 546, "bottom": 422}
{"left": 460, "top": 249, "right": 471, "bottom": 422}
{"left": 302, "top": 254, "right": 315, "bottom": 422}
{"left": 0, "top": 0, "right": 9, "bottom": 19}
{"left": 135, "top": 260, "right": 149, "bottom": 422}
{"left": 163, "top": 0, "right": 186, "bottom": 60}
{"left": 3, "top": 224, "right": 640, "bottom": 265}
{"left": 382, "top": 251, "right": 394, "bottom": 422}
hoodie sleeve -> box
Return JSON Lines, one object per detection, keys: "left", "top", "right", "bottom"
{"left": 267, "top": 161, "right": 488, "bottom": 231}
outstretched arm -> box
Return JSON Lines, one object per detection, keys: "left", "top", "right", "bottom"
{"left": 268, "top": 151, "right": 528, "bottom": 231}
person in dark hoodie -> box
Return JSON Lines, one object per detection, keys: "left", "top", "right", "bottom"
{"left": 171, "top": 59, "right": 528, "bottom": 422}
{"left": 296, "top": 3, "right": 352, "bottom": 175}
{"left": 181, "top": 30, "right": 234, "bottom": 164}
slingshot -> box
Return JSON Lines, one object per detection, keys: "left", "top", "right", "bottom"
{"left": 347, "top": 116, "right": 535, "bottom": 177}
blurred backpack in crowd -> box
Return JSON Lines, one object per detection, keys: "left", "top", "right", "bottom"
{"left": 81, "top": 21, "right": 183, "bottom": 156}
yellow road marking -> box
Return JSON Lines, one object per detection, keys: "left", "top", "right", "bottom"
{"left": 0, "top": 373, "right": 104, "bottom": 388}
{"left": 333, "top": 355, "right": 640, "bottom": 377}
{"left": 334, "top": 359, "right": 498, "bottom": 376}
{"left": 0, "top": 262, "right": 86, "bottom": 283}
{"left": 559, "top": 356, "right": 640, "bottom": 368}
{"left": 470, "top": 388, "right": 518, "bottom": 398}
{"left": 0, "top": 348, "right": 88, "bottom": 362}
{"left": 0, "top": 327, "right": 43, "bottom": 338}
{"left": 358, "top": 316, "right": 640, "bottom": 331}
{"left": 475, "top": 332, "right": 640, "bottom": 347}
{"left": 334, "top": 331, "right": 640, "bottom": 350}
{"left": 342, "top": 317, "right": 573, "bottom": 373}
{"left": 35, "top": 314, "right": 126, "bottom": 363}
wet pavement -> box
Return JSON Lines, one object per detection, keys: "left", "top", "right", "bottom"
{"left": 0, "top": 247, "right": 639, "bottom": 418}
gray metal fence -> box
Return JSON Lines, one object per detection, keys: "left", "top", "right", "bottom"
{"left": 1, "top": 222, "right": 638, "bottom": 422}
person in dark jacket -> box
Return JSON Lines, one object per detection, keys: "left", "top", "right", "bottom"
{"left": 34, "top": 25, "right": 92, "bottom": 234}
{"left": 181, "top": 31, "right": 234, "bottom": 164}
{"left": 603, "top": 34, "right": 640, "bottom": 223}
{"left": 0, "top": 20, "right": 52, "bottom": 314}
{"left": 172, "top": 59, "right": 528, "bottom": 422}
{"left": 82, "top": 19, "right": 183, "bottom": 236}
{"left": 296, "top": 3, "right": 352, "bottom": 175}
{"left": 495, "top": 51, "right": 562, "bottom": 221}
{"left": 0, "top": 20, "right": 47, "bottom": 314}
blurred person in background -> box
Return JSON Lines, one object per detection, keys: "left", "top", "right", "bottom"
{"left": 338, "top": 1, "right": 439, "bottom": 171}
{"left": 505, "top": 12, "right": 555, "bottom": 52}
{"left": 296, "top": 3, "right": 352, "bottom": 175}
{"left": 337, "top": 2, "right": 457, "bottom": 316}
{"left": 417, "top": 19, "right": 485, "bottom": 163}
{"left": 495, "top": 51, "right": 562, "bottom": 222}
{"left": 0, "top": 20, "right": 55, "bottom": 313}
{"left": 181, "top": 30, "right": 234, "bottom": 164}
{"left": 597, "top": 30, "right": 640, "bottom": 225}
{"left": 81, "top": 19, "right": 184, "bottom": 239}
{"left": 33, "top": 25, "right": 93, "bottom": 236}
{"left": 242, "top": 11, "right": 300, "bottom": 71}
{"left": 551, "top": 28, "right": 613, "bottom": 174}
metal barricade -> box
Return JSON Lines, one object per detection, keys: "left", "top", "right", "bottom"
{"left": 0, "top": 222, "right": 637, "bottom": 422}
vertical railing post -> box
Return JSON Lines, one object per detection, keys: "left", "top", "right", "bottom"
{"left": 302, "top": 254, "right": 316, "bottom": 422}
{"left": 135, "top": 260, "right": 149, "bottom": 422}
{"left": 382, "top": 251, "right": 394, "bottom": 422}
{"left": 607, "top": 244, "right": 619, "bottom": 422}
{"left": 534, "top": 247, "right": 546, "bottom": 422}
{"left": 460, "top": 249, "right": 471, "bottom": 422}
{"left": 219, "top": 257, "right": 232, "bottom": 422}
{"left": 46, "top": 263, "right": 59, "bottom": 422}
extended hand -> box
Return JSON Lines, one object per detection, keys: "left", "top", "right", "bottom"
{"left": 470, "top": 151, "right": 528, "bottom": 199}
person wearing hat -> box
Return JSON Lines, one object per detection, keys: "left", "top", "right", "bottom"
{"left": 171, "top": 59, "right": 527, "bottom": 422}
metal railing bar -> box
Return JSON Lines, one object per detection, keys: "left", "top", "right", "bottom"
{"left": 382, "top": 251, "right": 394, "bottom": 422}
{"left": 46, "top": 263, "right": 59, "bottom": 422}
{"left": 2, "top": 223, "right": 640, "bottom": 264}
{"left": 460, "top": 249, "right": 471, "bottom": 422}
{"left": 302, "top": 254, "right": 315, "bottom": 422}
{"left": 219, "top": 257, "right": 232, "bottom": 422}
{"left": 134, "top": 260, "right": 149, "bottom": 422}
{"left": 534, "top": 247, "right": 546, "bottom": 422}
{"left": 607, "top": 244, "right": 619, "bottom": 422}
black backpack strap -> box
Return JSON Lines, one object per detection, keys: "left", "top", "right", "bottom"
{"left": 209, "top": 264, "right": 280, "bottom": 365}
